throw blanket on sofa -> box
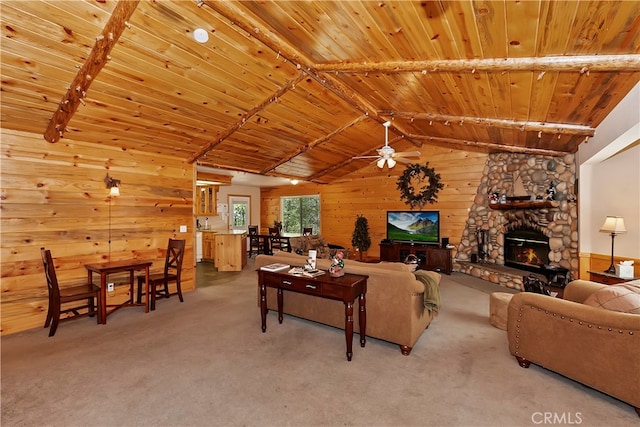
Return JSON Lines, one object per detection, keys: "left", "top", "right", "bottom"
{"left": 414, "top": 270, "right": 441, "bottom": 314}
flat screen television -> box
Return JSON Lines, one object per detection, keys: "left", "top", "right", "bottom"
{"left": 386, "top": 210, "right": 440, "bottom": 245}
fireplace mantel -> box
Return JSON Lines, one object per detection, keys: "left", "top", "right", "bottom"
{"left": 489, "top": 201, "right": 558, "bottom": 210}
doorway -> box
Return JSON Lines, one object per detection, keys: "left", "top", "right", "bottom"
{"left": 228, "top": 195, "right": 251, "bottom": 232}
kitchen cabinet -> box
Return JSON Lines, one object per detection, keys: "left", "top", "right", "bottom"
{"left": 201, "top": 232, "right": 216, "bottom": 261}
{"left": 196, "top": 185, "right": 217, "bottom": 215}
{"left": 200, "top": 231, "right": 247, "bottom": 271}
{"left": 214, "top": 232, "right": 247, "bottom": 272}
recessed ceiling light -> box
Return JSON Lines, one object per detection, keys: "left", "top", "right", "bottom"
{"left": 193, "top": 28, "right": 209, "bottom": 43}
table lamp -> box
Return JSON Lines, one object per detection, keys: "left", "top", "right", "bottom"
{"left": 599, "top": 216, "right": 626, "bottom": 274}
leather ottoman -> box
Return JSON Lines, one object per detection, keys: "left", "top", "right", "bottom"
{"left": 489, "top": 292, "right": 514, "bottom": 330}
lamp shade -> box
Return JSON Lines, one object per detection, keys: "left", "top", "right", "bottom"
{"left": 109, "top": 186, "right": 120, "bottom": 197}
{"left": 376, "top": 157, "right": 386, "bottom": 168}
{"left": 599, "top": 216, "right": 626, "bottom": 234}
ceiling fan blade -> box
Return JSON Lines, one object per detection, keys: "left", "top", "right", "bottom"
{"left": 393, "top": 151, "right": 421, "bottom": 158}
{"left": 395, "top": 156, "right": 412, "bottom": 164}
{"left": 353, "top": 155, "right": 381, "bottom": 160}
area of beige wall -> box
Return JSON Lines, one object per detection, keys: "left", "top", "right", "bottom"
{"left": 584, "top": 145, "right": 639, "bottom": 259}
{"left": 578, "top": 82, "right": 640, "bottom": 262}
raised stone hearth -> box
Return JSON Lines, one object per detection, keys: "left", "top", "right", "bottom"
{"left": 454, "top": 261, "right": 542, "bottom": 291}
{"left": 455, "top": 153, "right": 578, "bottom": 288}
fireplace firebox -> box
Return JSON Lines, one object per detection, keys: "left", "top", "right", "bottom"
{"left": 504, "top": 228, "right": 549, "bottom": 273}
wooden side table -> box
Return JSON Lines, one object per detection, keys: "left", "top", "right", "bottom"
{"left": 258, "top": 269, "right": 368, "bottom": 361}
{"left": 588, "top": 271, "right": 640, "bottom": 285}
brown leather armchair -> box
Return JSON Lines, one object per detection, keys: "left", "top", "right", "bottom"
{"left": 507, "top": 279, "right": 640, "bottom": 416}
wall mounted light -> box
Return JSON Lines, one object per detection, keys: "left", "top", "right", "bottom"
{"left": 104, "top": 173, "right": 121, "bottom": 261}
{"left": 599, "top": 216, "right": 626, "bottom": 274}
{"left": 104, "top": 173, "right": 120, "bottom": 196}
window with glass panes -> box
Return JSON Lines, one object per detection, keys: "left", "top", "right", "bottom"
{"left": 281, "top": 195, "right": 320, "bottom": 235}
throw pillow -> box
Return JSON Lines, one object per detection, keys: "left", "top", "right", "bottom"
{"left": 583, "top": 284, "right": 640, "bottom": 314}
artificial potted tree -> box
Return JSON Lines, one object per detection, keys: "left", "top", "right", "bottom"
{"left": 351, "top": 215, "right": 371, "bottom": 261}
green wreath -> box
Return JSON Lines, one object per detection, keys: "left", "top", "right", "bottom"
{"left": 396, "top": 163, "right": 444, "bottom": 209}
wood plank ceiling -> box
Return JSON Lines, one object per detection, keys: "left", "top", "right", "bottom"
{"left": 2, "top": 0, "right": 639, "bottom": 184}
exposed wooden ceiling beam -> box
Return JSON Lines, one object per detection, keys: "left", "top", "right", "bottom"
{"left": 43, "top": 0, "right": 140, "bottom": 143}
{"left": 196, "top": 160, "right": 262, "bottom": 175}
{"left": 409, "top": 134, "right": 570, "bottom": 157}
{"left": 388, "top": 112, "right": 595, "bottom": 137}
{"left": 187, "top": 72, "right": 305, "bottom": 164}
{"left": 314, "top": 55, "right": 640, "bottom": 74}
{"left": 260, "top": 115, "right": 368, "bottom": 175}
{"left": 196, "top": 171, "right": 233, "bottom": 185}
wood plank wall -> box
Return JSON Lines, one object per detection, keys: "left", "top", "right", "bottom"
{"left": 1, "top": 129, "right": 194, "bottom": 335}
{"left": 261, "top": 147, "right": 489, "bottom": 258}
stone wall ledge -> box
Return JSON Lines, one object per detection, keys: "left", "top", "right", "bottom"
{"left": 454, "top": 261, "right": 546, "bottom": 292}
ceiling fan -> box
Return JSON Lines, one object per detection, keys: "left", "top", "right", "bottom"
{"left": 353, "top": 121, "right": 420, "bottom": 168}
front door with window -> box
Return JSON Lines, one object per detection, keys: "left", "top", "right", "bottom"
{"left": 229, "top": 195, "right": 251, "bottom": 232}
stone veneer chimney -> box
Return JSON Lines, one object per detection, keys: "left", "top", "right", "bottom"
{"left": 456, "top": 153, "right": 579, "bottom": 281}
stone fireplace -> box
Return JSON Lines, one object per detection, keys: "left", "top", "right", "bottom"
{"left": 454, "top": 153, "right": 578, "bottom": 290}
{"left": 504, "top": 227, "right": 549, "bottom": 273}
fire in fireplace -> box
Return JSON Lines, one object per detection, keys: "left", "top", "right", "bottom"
{"left": 504, "top": 228, "right": 549, "bottom": 273}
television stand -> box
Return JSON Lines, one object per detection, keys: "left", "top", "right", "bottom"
{"left": 380, "top": 241, "right": 452, "bottom": 274}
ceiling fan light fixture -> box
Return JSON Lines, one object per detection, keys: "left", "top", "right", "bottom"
{"left": 387, "top": 157, "right": 396, "bottom": 168}
{"left": 377, "top": 157, "right": 386, "bottom": 168}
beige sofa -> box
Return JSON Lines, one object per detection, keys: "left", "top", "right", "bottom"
{"left": 507, "top": 279, "right": 640, "bottom": 415}
{"left": 255, "top": 251, "right": 440, "bottom": 355}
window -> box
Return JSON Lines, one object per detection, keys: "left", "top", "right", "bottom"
{"left": 281, "top": 195, "right": 320, "bottom": 235}
{"left": 229, "top": 196, "right": 250, "bottom": 232}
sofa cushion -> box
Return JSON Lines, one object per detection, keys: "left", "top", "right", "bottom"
{"left": 583, "top": 283, "right": 640, "bottom": 314}
{"left": 288, "top": 235, "right": 331, "bottom": 258}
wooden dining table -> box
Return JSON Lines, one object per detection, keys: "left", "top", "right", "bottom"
{"left": 84, "top": 259, "right": 153, "bottom": 324}
{"left": 255, "top": 234, "right": 292, "bottom": 255}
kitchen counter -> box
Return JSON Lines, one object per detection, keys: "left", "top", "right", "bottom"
{"left": 199, "top": 230, "right": 247, "bottom": 271}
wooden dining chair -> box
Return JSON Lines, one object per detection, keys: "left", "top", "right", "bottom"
{"left": 268, "top": 226, "right": 290, "bottom": 252}
{"left": 136, "top": 238, "right": 186, "bottom": 310}
{"left": 247, "top": 225, "right": 263, "bottom": 257}
{"left": 41, "top": 247, "right": 101, "bottom": 337}
{"left": 303, "top": 227, "right": 313, "bottom": 236}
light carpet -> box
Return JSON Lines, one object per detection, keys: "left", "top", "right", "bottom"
{"left": 1, "top": 259, "right": 636, "bottom": 426}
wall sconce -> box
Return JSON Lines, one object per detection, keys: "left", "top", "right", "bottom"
{"left": 599, "top": 216, "right": 626, "bottom": 274}
{"left": 104, "top": 173, "right": 120, "bottom": 196}
{"left": 104, "top": 173, "right": 121, "bottom": 261}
